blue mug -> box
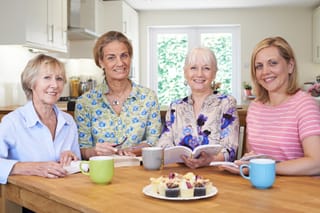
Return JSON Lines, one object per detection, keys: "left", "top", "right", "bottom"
{"left": 240, "top": 158, "right": 276, "bottom": 189}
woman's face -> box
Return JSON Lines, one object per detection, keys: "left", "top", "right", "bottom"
{"left": 32, "top": 64, "right": 65, "bottom": 106}
{"left": 254, "top": 46, "right": 294, "bottom": 94}
{"left": 99, "top": 41, "right": 131, "bottom": 80}
{"left": 184, "top": 51, "right": 216, "bottom": 93}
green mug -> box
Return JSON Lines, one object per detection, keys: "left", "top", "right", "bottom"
{"left": 80, "top": 156, "right": 114, "bottom": 184}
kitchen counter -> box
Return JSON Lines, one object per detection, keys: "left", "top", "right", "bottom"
{"left": 0, "top": 102, "right": 69, "bottom": 122}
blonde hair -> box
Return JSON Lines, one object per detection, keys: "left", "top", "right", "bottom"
{"left": 250, "top": 36, "right": 299, "bottom": 103}
{"left": 21, "top": 54, "right": 66, "bottom": 100}
{"left": 93, "top": 31, "right": 133, "bottom": 68}
{"left": 184, "top": 47, "right": 218, "bottom": 71}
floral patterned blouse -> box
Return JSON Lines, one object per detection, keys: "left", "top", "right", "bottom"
{"left": 74, "top": 80, "right": 162, "bottom": 149}
{"left": 157, "top": 92, "right": 239, "bottom": 161}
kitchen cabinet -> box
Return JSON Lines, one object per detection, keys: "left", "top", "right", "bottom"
{"left": 67, "top": 0, "right": 139, "bottom": 82}
{"left": 97, "top": 0, "right": 139, "bottom": 82}
{"left": 313, "top": 6, "right": 320, "bottom": 63}
{"left": 0, "top": 0, "right": 67, "bottom": 52}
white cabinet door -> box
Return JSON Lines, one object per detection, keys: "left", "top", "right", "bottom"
{"left": 0, "top": 0, "right": 67, "bottom": 52}
{"left": 26, "top": 0, "right": 48, "bottom": 48}
{"left": 48, "top": 0, "right": 68, "bottom": 52}
{"left": 122, "top": 1, "right": 139, "bottom": 82}
{"left": 313, "top": 7, "right": 320, "bottom": 63}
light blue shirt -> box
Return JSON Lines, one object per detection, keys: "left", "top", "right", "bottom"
{"left": 0, "top": 101, "right": 81, "bottom": 184}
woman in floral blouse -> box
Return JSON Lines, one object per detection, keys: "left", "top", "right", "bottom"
{"left": 75, "top": 31, "right": 162, "bottom": 160}
{"left": 157, "top": 47, "right": 239, "bottom": 169}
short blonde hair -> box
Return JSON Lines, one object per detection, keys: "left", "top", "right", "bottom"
{"left": 21, "top": 54, "right": 66, "bottom": 100}
{"left": 250, "top": 36, "right": 299, "bottom": 103}
{"left": 184, "top": 47, "right": 218, "bottom": 71}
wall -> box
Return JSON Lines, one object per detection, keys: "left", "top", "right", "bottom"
{"left": 0, "top": 46, "right": 103, "bottom": 107}
{"left": 1, "top": 6, "right": 320, "bottom": 107}
{"left": 138, "top": 6, "right": 320, "bottom": 90}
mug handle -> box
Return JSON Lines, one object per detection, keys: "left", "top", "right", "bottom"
{"left": 80, "top": 161, "right": 90, "bottom": 176}
{"left": 239, "top": 164, "right": 250, "bottom": 180}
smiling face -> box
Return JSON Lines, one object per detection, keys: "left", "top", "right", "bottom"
{"left": 32, "top": 63, "right": 65, "bottom": 106}
{"left": 254, "top": 46, "right": 294, "bottom": 95}
{"left": 184, "top": 48, "right": 217, "bottom": 93}
{"left": 99, "top": 41, "right": 131, "bottom": 81}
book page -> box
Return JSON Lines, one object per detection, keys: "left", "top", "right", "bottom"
{"left": 192, "top": 144, "right": 223, "bottom": 159}
{"left": 163, "top": 144, "right": 223, "bottom": 165}
{"left": 209, "top": 161, "right": 238, "bottom": 168}
{"left": 239, "top": 154, "right": 270, "bottom": 161}
{"left": 113, "top": 155, "right": 142, "bottom": 167}
{"left": 163, "top": 146, "right": 192, "bottom": 165}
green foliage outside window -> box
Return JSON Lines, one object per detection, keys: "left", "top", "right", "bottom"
{"left": 157, "top": 33, "right": 232, "bottom": 107}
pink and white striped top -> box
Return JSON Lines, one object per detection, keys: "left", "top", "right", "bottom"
{"left": 247, "top": 90, "right": 320, "bottom": 161}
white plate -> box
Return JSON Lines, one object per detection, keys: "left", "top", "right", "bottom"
{"left": 142, "top": 184, "right": 218, "bottom": 201}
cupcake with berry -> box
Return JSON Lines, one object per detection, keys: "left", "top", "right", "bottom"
{"left": 194, "top": 175, "right": 210, "bottom": 196}
{"left": 165, "top": 172, "right": 180, "bottom": 197}
{"left": 150, "top": 175, "right": 167, "bottom": 196}
{"left": 179, "top": 179, "right": 194, "bottom": 198}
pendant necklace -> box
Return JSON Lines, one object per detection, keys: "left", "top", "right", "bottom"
{"left": 109, "top": 89, "right": 126, "bottom": 106}
{"left": 108, "top": 81, "right": 131, "bottom": 106}
{"left": 112, "top": 99, "right": 120, "bottom": 105}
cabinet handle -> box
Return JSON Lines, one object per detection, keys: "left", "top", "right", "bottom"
{"left": 317, "top": 46, "right": 320, "bottom": 58}
{"left": 48, "top": 24, "right": 54, "bottom": 42}
{"left": 63, "top": 30, "right": 67, "bottom": 46}
{"left": 123, "top": 21, "right": 127, "bottom": 34}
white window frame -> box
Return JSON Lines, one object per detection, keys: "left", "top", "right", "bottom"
{"left": 148, "top": 25, "right": 242, "bottom": 105}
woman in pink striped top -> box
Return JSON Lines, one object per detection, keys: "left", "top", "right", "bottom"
{"left": 225, "top": 36, "right": 320, "bottom": 176}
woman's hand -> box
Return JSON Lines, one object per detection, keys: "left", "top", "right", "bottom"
{"left": 59, "top": 151, "right": 79, "bottom": 166}
{"left": 11, "top": 162, "right": 67, "bottom": 179}
{"left": 219, "top": 151, "right": 258, "bottom": 175}
{"left": 181, "top": 151, "right": 212, "bottom": 169}
{"left": 116, "top": 148, "right": 136, "bottom": 156}
{"left": 219, "top": 160, "right": 248, "bottom": 175}
{"left": 95, "top": 142, "right": 118, "bottom": 156}
{"left": 117, "top": 143, "right": 150, "bottom": 157}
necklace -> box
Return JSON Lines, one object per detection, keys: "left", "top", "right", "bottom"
{"left": 112, "top": 99, "right": 120, "bottom": 105}
{"left": 108, "top": 82, "right": 131, "bottom": 106}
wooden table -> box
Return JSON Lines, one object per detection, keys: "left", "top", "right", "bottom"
{"left": 1, "top": 165, "right": 320, "bottom": 213}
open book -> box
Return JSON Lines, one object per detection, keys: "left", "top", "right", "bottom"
{"left": 209, "top": 161, "right": 238, "bottom": 168}
{"left": 209, "top": 154, "right": 272, "bottom": 168}
{"left": 63, "top": 155, "right": 142, "bottom": 175}
{"left": 163, "top": 144, "right": 223, "bottom": 165}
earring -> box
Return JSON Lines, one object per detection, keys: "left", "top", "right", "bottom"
{"left": 211, "top": 81, "right": 215, "bottom": 89}
{"left": 184, "top": 80, "right": 188, "bottom": 86}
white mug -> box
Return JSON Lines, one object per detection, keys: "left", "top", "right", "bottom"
{"left": 142, "top": 147, "right": 163, "bottom": 170}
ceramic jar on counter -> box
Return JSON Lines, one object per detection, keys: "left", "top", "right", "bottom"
{"left": 69, "top": 76, "right": 96, "bottom": 98}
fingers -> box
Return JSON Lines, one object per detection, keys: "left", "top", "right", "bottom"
{"left": 117, "top": 149, "right": 136, "bottom": 156}
{"left": 59, "top": 152, "right": 78, "bottom": 166}
{"left": 181, "top": 155, "right": 199, "bottom": 169}
{"left": 46, "top": 164, "right": 67, "bottom": 178}
{"left": 95, "top": 143, "right": 117, "bottom": 156}
{"left": 220, "top": 165, "right": 240, "bottom": 175}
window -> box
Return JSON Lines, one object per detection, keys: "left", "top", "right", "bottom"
{"left": 149, "top": 26, "right": 241, "bottom": 107}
